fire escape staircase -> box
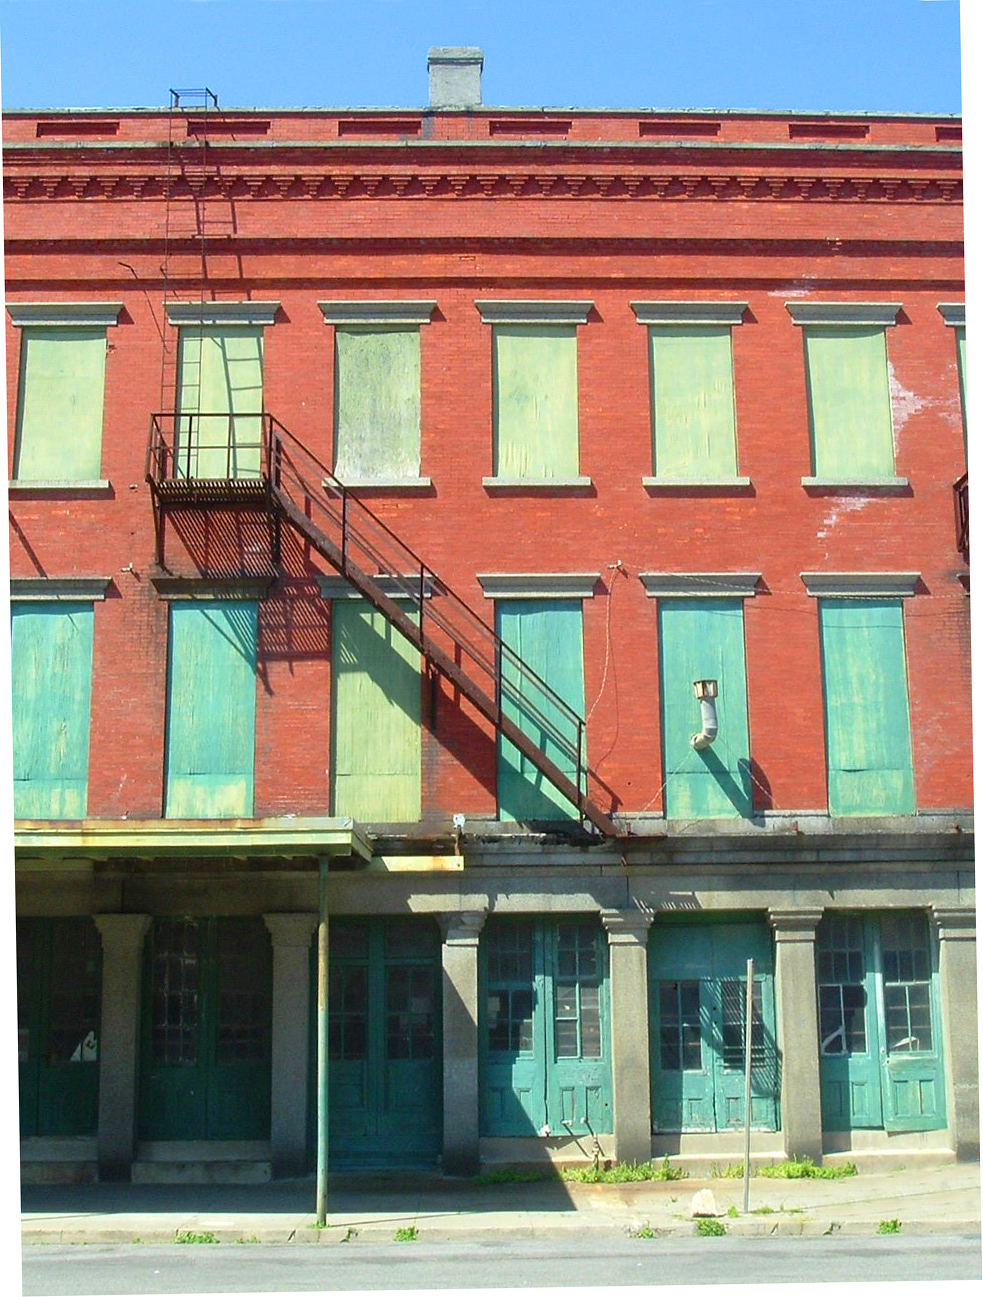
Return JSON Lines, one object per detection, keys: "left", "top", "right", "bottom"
{"left": 146, "top": 412, "right": 618, "bottom": 837}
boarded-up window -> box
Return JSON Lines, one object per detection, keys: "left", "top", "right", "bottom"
{"left": 165, "top": 601, "right": 258, "bottom": 817}
{"left": 803, "top": 327, "right": 895, "bottom": 478}
{"left": 11, "top": 602, "right": 94, "bottom": 817}
{"left": 176, "top": 327, "right": 264, "bottom": 479}
{"left": 658, "top": 598, "right": 752, "bottom": 819}
{"left": 331, "top": 601, "right": 421, "bottom": 822}
{"left": 650, "top": 326, "right": 738, "bottom": 477}
{"left": 956, "top": 326, "right": 968, "bottom": 447}
{"left": 496, "top": 600, "right": 584, "bottom": 821}
{"left": 493, "top": 326, "right": 579, "bottom": 478}
{"left": 14, "top": 328, "right": 107, "bottom": 480}
{"left": 334, "top": 327, "right": 421, "bottom": 481}
{"left": 819, "top": 599, "right": 915, "bottom": 816}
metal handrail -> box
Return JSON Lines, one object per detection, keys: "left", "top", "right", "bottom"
{"left": 146, "top": 409, "right": 593, "bottom": 811}
{"left": 269, "top": 424, "right": 587, "bottom": 788}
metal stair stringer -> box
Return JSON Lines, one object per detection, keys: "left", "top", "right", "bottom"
{"left": 270, "top": 483, "right": 618, "bottom": 838}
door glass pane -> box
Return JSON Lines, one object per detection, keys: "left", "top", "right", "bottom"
{"left": 487, "top": 923, "right": 534, "bottom": 983}
{"left": 817, "top": 915, "right": 868, "bottom": 1055}
{"left": 720, "top": 979, "right": 764, "bottom": 1070}
{"left": 332, "top": 923, "right": 369, "bottom": 960}
{"left": 386, "top": 964, "right": 435, "bottom": 1060}
{"left": 47, "top": 920, "right": 101, "bottom": 1063}
{"left": 329, "top": 965, "right": 367, "bottom": 1060}
{"left": 659, "top": 980, "right": 702, "bottom": 1071}
{"left": 881, "top": 913, "right": 933, "bottom": 1053}
{"left": 17, "top": 923, "right": 34, "bottom": 1064}
{"left": 553, "top": 923, "right": 602, "bottom": 1060}
{"left": 488, "top": 987, "right": 534, "bottom": 1053}
{"left": 215, "top": 922, "right": 271, "bottom": 1064}
{"left": 151, "top": 919, "right": 200, "bottom": 1066}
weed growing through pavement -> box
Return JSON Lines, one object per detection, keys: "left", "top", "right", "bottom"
{"left": 711, "top": 1157, "right": 856, "bottom": 1180}
{"left": 174, "top": 1231, "right": 219, "bottom": 1244}
{"left": 726, "top": 1205, "right": 739, "bottom": 1219}
{"left": 696, "top": 1218, "right": 727, "bottom": 1237}
{"left": 627, "top": 1222, "right": 657, "bottom": 1239}
{"left": 561, "top": 1156, "right": 688, "bottom": 1184}
{"left": 877, "top": 1219, "right": 902, "bottom": 1235}
{"left": 394, "top": 1226, "right": 419, "bottom": 1242}
{"left": 473, "top": 1166, "right": 554, "bottom": 1185}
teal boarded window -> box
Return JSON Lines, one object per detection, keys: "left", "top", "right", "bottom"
{"left": 176, "top": 327, "right": 264, "bottom": 479}
{"left": 956, "top": 326, "right": 968, "bottom": 447}
{"left": 334, "top": 327, "right": 422, "bottom": 481}
{"left": 803, "top": 327, "right": 895, "bottom": 479}
{"left": 331, "top": 600, "right": 421, "bottom": 822}
{"left": 165, "top": 600, "right": 258, "bottom": 818}
{"left": 658, "top": 598, "right": 752, "bottom": 819}
{"left": 496, "top": 599, "right": 584, "bottom": 821}
{"left": 650, "top": 326, "right": 738, "bottom": 477}
{"left": 15, "top": 328, "right": 108, "bottom": 480}
{"left": 493, "top": 326, "right": 580, "bottom": 478}
{"left": 818, "top": 599, "right": 915, "bottom": 816}
{"left": 11, "top": 603, "right": 94, "bottom": 818}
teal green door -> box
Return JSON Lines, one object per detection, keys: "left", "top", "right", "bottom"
{"left": 18, "top": 918, "right": 102, "bottom": 1137}
{"left": 817, "top": 912, "right": 945, "bottom": 1132}
{"left": 139, "top": 918, "right": 272, "bottom": 1141}
{"left": 312, "top": 918, "right": 442, "bottom": 1168}
{"left": 650, "top": 921, "right": 779, "bottom": 1132}
{"left": 481, "top": 918, "right": 612, "bottom": 1137}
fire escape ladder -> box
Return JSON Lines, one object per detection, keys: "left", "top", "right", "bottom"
{"left": 145, "top": 412, "right": 617, "bottom": 837}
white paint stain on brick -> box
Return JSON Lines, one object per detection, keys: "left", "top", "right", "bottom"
{"left": 888, "top": 360, "right": 933, "bottom": 452}
{"left": 816, "top": 496, "right": 871, "bottom": 556}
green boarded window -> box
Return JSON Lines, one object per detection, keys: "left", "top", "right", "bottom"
{"left": 956, "top": 326, "right": 968, "bottom": 447}
{"left": 165, "top": 601, "right": 258, "bottom": 818}
{"left": 15, "top": 328, "right": 107, "bottom": 481}
{"left": 658, "top": 599, "right": 752, "bottom": 819}
{"left": 803, "top": 327, "right": 895, "bottom": 479}
{"left": 334, "top": 327, "right": 421, "bottom": 481}
{"left": 176, "top": 327, "right": 264, "bottom": 479}
{"left": 818, "top": 599, "right": 915, "bottom": 816}
{"left": 650, "top": 327, "right": 738, "bottom": 477}
{"left": 331, "top": 600, "right": 421, "bottom": 822}
{"left": 493, "top": 326, "right": 579, "bottom": 478}
{"left": 496, "top": 600, "right": 584, "bottom": 821}
{"left": 10, "top": 603, "right": 94, "bottom": 818}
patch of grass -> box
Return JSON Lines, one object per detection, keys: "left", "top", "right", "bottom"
{"left": 174, "top": 1231, "right": 219, "bottom": 1245}
{"left": 473, "top": 1166, "right": 556, "bottom": 1185}
{"left": 696, "top": 1217, "right": 727, "bottom": 1237}
{"left": 877, "top": 1218, "right": 902, "bottom": 1235}
{"left": 750, "top": 1206, "right": 775, "bottom": 1216}
{"left": 560, "top": 1156, "right": 687, "bottom": 1184}
{"left": 236, "top": 1236, "right": 260, "bottom": 1244}
{"left": 759, "top": 1156, "right": 856, "bottom": 1180}
{"left": 726, "top": 1205, "right": 739, "bottom": 1219}
{"left": 394, "top": 1226, "right": 419, "bottom": 1243}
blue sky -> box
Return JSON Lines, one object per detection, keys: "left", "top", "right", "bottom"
{"left": 0, "top": 0, "right": 963, "bottom": 114}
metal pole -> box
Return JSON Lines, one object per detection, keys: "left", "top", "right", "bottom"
{"left": 742, "top": 957, "right": 754, "bottom": 1214}
{"left": 315, "top": 856, "right": 329, "bottom": 1225}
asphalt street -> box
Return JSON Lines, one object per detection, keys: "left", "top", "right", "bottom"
{"left": 21, "top": 1234, "right": 983, "bottom": 1294}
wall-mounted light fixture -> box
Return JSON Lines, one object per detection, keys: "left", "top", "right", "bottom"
{"left": 691, "top": 679, "right": 719, "bottom": 750}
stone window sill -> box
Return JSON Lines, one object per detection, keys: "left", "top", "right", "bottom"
{"left": 325, "top": 476, "right": 433, "bottom": 491}
{"left": 8, "top": 479, "right": 112, "bottom": 495}
{"left": 802, "top": 476, "right": 909, "bottom": 490}
{"left": 642, "top": 476, "right": 751, "bottom": 490}
{"left": 482, "top": 476, "right": 593, "bottom": 490}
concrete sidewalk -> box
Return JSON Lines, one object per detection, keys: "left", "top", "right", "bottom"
{"left": 21, "top": 1162, "right": 982, "bottom": 1245}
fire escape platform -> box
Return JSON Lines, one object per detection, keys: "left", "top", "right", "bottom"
{"left": 150, "top": 476, "right": 270, "bottom": 506}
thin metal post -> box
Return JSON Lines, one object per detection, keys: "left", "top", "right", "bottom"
{"left": 315, "top": 857, "right": 329, "bottom": 1226}
{"left": 742, "top": 957, "right": 754, "bottom": 1214}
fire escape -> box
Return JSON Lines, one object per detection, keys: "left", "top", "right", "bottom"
{"left": 148, "top": 90, "right": 615, "bottom": 836}
{"left": 146, "top": 416, "right": 618, "bottom": 837}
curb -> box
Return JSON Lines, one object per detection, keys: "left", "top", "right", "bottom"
{"left": 21, "top": 1218, "right": 983, "bottom": 1246}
